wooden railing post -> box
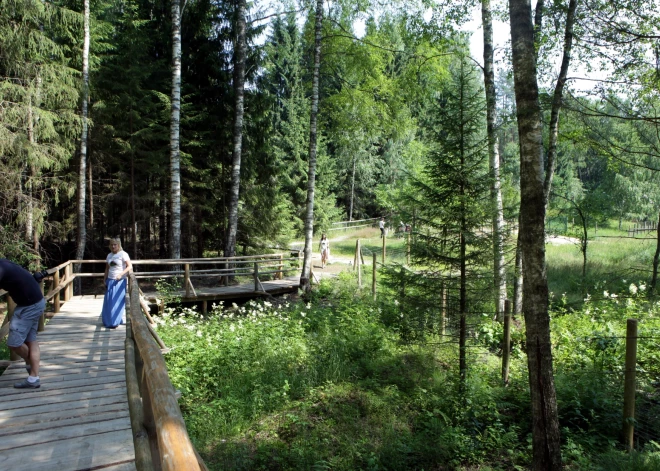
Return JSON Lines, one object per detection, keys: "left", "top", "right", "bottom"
{"left": 63, "top": 264, "right": 72, "bottom": 301}
{"left": 254, "top": 262, "right": 259, "bottom": 292}
{"left": 53, "top": 270, "right": 60, "bottom": 313}
{"left": 184, "top": 264, "right": 190, "bottom": 297}
{"left": 70, "top": 263, "right": 75, "bottom": 299}
{"left": 372, "top": 253, "right": 377, "bottom": 301}
{"left": 38, "top": 280, "right": 45, "bottom": 332}
{"left": 354, "top": 240, "right": 360, "bottom": 270}
{"left": 7, "top": 296, "right": 19, "bottom": 360}
{"left": 623, "top": 318, "right": 638, "bottom": 451}
{"left": 278, "top": 254, "right": 284, "bottom": 280}
{"left": 502, "top": 299, "right": 512, "bottom": 385}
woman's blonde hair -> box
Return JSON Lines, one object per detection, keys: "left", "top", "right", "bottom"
{"left": 109, "top": 238, "right": 122, "bottom": 250}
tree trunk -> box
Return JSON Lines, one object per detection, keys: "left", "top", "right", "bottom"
{"left": 458, "top": 58, "right": 467, "bottom": 390}
{"left": 74, "top": 0, "right": 90, "bottom": 293}
{"left": 513, "top": 226, "right": 523, "bottom": 317}
{"left": 649, "top": 212, "right": 660, "bottom": 295}
{"left": 225, "top": 0, "right": 247, "bottom": 259}
{"left": 88, "top": 150, "right": 93, "bottom": 238}
{"left": 349, "top": 157, "right": 356, "bottom": 221}
{"left": 131, "top": 149, "right": 137, "bottom": 258}
{"left": 299, "top": 0, "right": 323, "bottom": 293}
{"left": 482, "top": 0, "right": 506, "bottom": 319}
{"left": 169, "top": 0, "right": 182, "bottom": 259}
{"left": 542, "top": 0, "right": 579, "bottom": 204}
{"left": 509, "top": 0, "right": 562, "bottom": 468}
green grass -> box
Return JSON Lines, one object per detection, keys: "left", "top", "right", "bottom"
{"left": 546, "top": 229, "right": 656, "bottom": 306}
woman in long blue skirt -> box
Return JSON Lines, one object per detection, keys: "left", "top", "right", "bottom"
{"left": 102, "top": 238, "right": 132, "bottom": 328}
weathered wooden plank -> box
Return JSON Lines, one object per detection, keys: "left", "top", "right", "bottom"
{"left": 0, "top": 387, "right": 127, "bottom": 414}
{"left": 0, "top": 417, "right": 132, "bottom": 451}
{"left": 0, "top": 402, "right": 129, "bottom": 429}
{"left": 0, "top": 409, "right": 129, "bottom": 439}
{"left": 0, "top": 373, "right": 126, "bottom": 397}
{"left": 2, "top": 358, "right": 124, "bottom": 374}
{"left": 0, "top": 429, "right": 135, "bottom": 471}
{"left": 1, "top": 364, "right": 124, "bottom": 382}
{"left": 96, "top": 462, "right": 137, "bottom": 471}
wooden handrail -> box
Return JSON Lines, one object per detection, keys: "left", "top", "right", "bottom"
{"left": 126, "top": 274, "right": 202, "bottom": 470}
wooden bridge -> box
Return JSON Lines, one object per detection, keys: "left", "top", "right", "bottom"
{"left": 0, "top": 254, "right": 303, "bottom": 470}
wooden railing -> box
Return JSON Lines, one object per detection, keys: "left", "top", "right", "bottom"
{"left": 1, "top": 253, "right": 300, "bottom": 352}
{"left": 126, "top": 273, "right": 207, "bottom": 471}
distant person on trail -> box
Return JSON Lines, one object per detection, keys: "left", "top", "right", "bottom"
{"left": 1, "top": 259, "right": 46, "bottom": 389}
{"left": 102, "top": 238, "right": 132, "bottom": 329}
{"left": 319, "top": 233, "right": 330, "bottom": 269}
{"left": 379, "top": 217, "right": 385, "bottom": 238}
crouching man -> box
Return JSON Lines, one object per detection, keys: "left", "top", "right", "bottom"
{"left": 1, "top": 259, "right": 45, "bottom": 389}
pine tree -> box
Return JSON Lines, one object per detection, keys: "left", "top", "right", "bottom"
{"left": 0, "top": 0, "right": 81, "bottom": 263}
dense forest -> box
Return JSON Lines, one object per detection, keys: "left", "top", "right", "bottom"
{"left": 2, "top": 0, "right": 660, "bottom": 469}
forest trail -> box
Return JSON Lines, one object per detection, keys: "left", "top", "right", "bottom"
{"left": 0, "top": 296, "right": 136, "bottom": 471}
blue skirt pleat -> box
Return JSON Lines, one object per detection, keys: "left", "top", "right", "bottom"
{"left": 102, "top": 278, "right": 126, "bottom": 328}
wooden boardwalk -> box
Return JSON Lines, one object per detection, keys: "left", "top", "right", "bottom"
{"left": 141, "top": 275, "right": 300, "bottom": 304}
{"left": 0, "top": 296, "right": 136, "bottom": 471}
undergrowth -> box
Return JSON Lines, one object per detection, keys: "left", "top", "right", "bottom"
{"left": 157, "top": 273, "right": 660, "bottom": 470}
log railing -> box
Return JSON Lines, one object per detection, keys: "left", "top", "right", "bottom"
{"left": 126, "top": 273, "right": 207, "bottom": 471}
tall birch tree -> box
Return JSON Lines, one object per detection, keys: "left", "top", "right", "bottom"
{"left": 225, "top": 0, "right": 247, "bottom": 258}
{"left": 481, "top": 0, "right": 506, "bottom": 319}
{"left": 300, "top": 0, "right": 323, "bottom": 292}
{"left": 75, "top": 0, "right": 90, "bottom": 284}
{"left": 169, "top": 0, "right": 183, "bottom": 259}
{"left": 508, "top": 0, "right": 562, "bottom": 467}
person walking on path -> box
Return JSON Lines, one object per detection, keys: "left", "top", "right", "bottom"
{"left": 379, "top": 217, "right": 386, "bottom": 239}
{"left": 102, "top": 238, "right": 132, "bottom": 328}
{"left": 319, "top": 233, "right": 330, "bottom": 269}
{"left": 1, "top": 259, "right": 46, "bottom": 389}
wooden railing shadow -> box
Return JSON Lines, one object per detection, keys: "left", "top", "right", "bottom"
{"left": 126, "top": 273, "right": 207, "bottom": 471}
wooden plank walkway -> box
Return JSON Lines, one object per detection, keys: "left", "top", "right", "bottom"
{"left": 142, "top": 275, "right": 300, "bottom": 303}
{"left": 0, "top": 296, "right": 136, "bottom": 471}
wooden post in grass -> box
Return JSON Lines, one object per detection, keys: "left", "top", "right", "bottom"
{"left": 382, "top": 233, "right": 386, "bottom": 264}
{"left": 357, "top": 258, "right": 362, "bottom": 288}
{"left": 441, "top": 283, "right": 446, "bottom": 336}
{"left": 354, "top": 239, "right": 360, "bottom": 270}
{"left": 407, "top": 232, "right": 411, "bottom": 265}
{"left": 372, "top": 253, "right": 377, "bottom": 301}
{"left": 502, "top": 299, "right": 512, "bottom": 385}
{"left": 623, "top": 318, "right": 638, "bottom": 451}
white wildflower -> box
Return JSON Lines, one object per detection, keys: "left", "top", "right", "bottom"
{"left": 394, "top": 300, "right": 399, "bottom": 306}
{"left": 640, "top": 283, "right": 647, "bottom": 292}
{"left": 629, "top": 284, "right": 638, "bottom": 295}
{"left": 196, "top": 330, "right": 202, "bottom": 337}
{"left": 603, "top": 291, "right": 609, "bottom": 298}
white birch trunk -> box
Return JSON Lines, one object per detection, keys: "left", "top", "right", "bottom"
{"left": 225, "top": 0, "right": 247, "bottom": 259}
{"left": 482, "top": 0, "right": 506, "bottom": 319}
{"left": 76, "top": 0, "right": 90, "bottom": 270}
{"left": 300, "top": 0, "right": 323, "bottom": 292}
{"left": 169, "top": 0, "right": 182, "bottom": 259}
